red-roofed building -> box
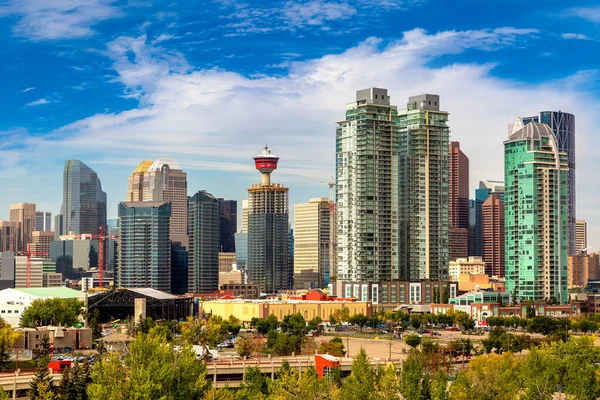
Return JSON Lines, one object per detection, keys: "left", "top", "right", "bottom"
{"left": 315, "top": 354, "right": 340, "bottom": 379}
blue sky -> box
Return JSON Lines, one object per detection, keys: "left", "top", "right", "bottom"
{"left": 1, "top": 0, "right": 600, "bottom": 246}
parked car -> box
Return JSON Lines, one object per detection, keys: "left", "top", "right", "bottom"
{"left": 446, "top": 326, "right": 460, "bottom": 331}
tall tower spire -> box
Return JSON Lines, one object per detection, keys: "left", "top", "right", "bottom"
{"left": 253, "top": 145, "right": 279, "bottom": 186}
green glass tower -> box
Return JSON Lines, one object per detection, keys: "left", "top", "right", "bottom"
{"left": 398, "top": 94, "right": 449, "bottom": 281}
{"left": 504, "top": 120, "right": 569, "bottom": 303}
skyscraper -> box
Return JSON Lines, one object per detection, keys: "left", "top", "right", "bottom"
{"left": 448, "top": 141, "right": 470, "bottom": 261}
{"left": 55, "top": 160, "right": 107, "bottom": 237}
{"left": 234, "top": 232, "right": 248, "bottom": 271}
{"left": 35, "top": 211, "right": 52, "bottom": 232}
{"left": 398, "top": 94, "right": 450, "bottom": 281}
{"left": 482, "top": 193, "right": 505, "bottom": 277}
{"left": 247, "top": 145, "right": 289, "bottom": 293}
{"left": 218, "top": 199, "right": 237, "bottom": 252}
{"left": 117, "top": 202, "right": 171, "bottom": 292}
{"left": 241, "top": 200, "right": 249, "bottom": 233}
{"left": 473, "top": 180, "right": 504, "bottom": 257}
{"left": 505, "top": 120, "right": 568, "bottom": 303}
{"left": 575, "top": 220, "right": 587, "bottom": 253}
{"left": 127, "top": 158, "right": 188, "bottom": 243}
{"left": 336, "top": 88, "right": 399, "bottom": 282}
{"left": 522, "top": 112, "right": 576, "bottom": 254}
{"left": 0, "top": 221, "right": 16, "bottom": 253}
{"left": 294, "top": 198, "right": 330, "bottom": 289}
{"left": 188, "top": 191, "right": 220, "bottom": 293}
{"left": 10, "top": 202, "right": 36, "bottom": 253}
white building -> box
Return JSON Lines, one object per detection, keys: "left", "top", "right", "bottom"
{"left": 449, "top": 257, "right": 486, "bottom": 281}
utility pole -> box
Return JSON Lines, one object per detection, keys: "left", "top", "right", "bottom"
{"left": 385, "top": 337, "right": 392, "bottom": 361}
{"left": 346, "top": 335, "right": 350, "bottom": 359}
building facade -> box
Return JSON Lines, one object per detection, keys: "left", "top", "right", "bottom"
{"left": 449, "top": 257, "right": 486, "bottom": 281}
{"left": 234, "top": 233, "right": 248, "bottom": 271}
{"left": 188, "top": 191, "right": 220, "bottom": 294}
{"left": 10, "top": 202, "right": 36, "bottom": 253}
{"left": 398, "top": 94, "right": 449, "bottom": 281}
{"left": 575, "top": 220, "right": 587, "bottom": 253}
{"left": 30, "top": 231, "right": 55, "bottom": 258}
{"left": 504, "top": 120, "right": 569, "bottom": 303}
{"left": 294, "top": 198, "right": 330, "bottom": 290}
{"left": 336, "top": 88, "right": 399, "bottom": 283}
{"left": 15, "top": 256, "right": 44, "bottom": 288}
{"left": 523, "top": 112, "right": 576, "bottom": 254}
{"left": 218, "top": 199, "right": 237, "bottom": 253}
{"left": 55, "top": 160, "right": 107, "bottom": 237}
{"left": 0, "top": 252, "right": 15, "bottom": 290}
{"left": 117, "top": 202, "right": 171, "bottom": 292}
{"left": 49, "top": 237, "right": 98, "bottom": 277}
{"left": 241, "top": 200, "right": 249, "bottom": 234}
{"left": 126, "top": 160, "right": 153, "bottom": 202}
{"left": 0, "top": 221, "right": 16, "bottom": 253}
{"left": 482, "top": 193, "right": 505, "bottom": 277}
{"left": 35, "top": 211, "right": 52, "bottom": 232}
{"left": 218, "top": 252, "right": 237, "bottom": 273}
{"left": 448, "top": 141, "right": 470, "bottom": 261}
{"left": 568, "top": 253, "right": 600, "bottom": 288}
{"left": 247, "top": 146, "right": 290, "bottom": 293}
{"left": 472, "top": 180, "right": 504, "bottom": 257}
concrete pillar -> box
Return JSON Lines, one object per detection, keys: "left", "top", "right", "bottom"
{"left": 134, "top": 298, "right": 147, "bottom": 322}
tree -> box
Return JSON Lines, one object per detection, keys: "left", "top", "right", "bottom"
{"left": 240, "top": 366, "right": 269, "bottom": 397}
{"left": 430, "top": 370, "right": 449, "bottom": 400}
{"left": 348, "top": 314, "right": 369, "bottom": 332}
{"left": 281, "top": 313, "right": 307, "bottom": 336}
{"left": 454, "top": 312, "right": 475, "bottom": 331}
{"left": 526, "top": 316, "right": 559, "bottom": 336}
{"left": 21, "top": 298, "right": 84, "bottom": 328}
{"left": 88, "top": 328, "right": 210, "bottom": 400}
{"left": 58, "top": 361, "right": 91, "bottom": 400}
{"left": 226, "top": 315, "right": 241, "bottom": 336}
{"left": 409, "top": 314, "right": 422, "bottom": 330}
{"left": 29, "top": 337, "right": 55, "bottom": 400}
{"left": 0, "top": 320, "right": 20, "bottom": 371}
{"left": 255, "top": 315, "right": 278, "bottom": 335}
{"left": 235, "top": 335, "right": 257, "bottom": 358}
{"left": 317, "top": 337, "right": 345, "bottom": 357}
{"left": 441, "top": 287, "right": 449, "bottom": 304}
{"left": 376, "top": 363, "right": 400, "bottom": 400}
{"left": 399, "top": 352, "right": 429, "bottom": 400}
{"left": 433, "top": 287, "right": 440, "bottom": 304}
{"left": 340, "top": 348, "right": 376, "bottom": 400}
{"left": 404, "top": 334, "right": 421, "bottom": 349}
{"left": 179, "top": 316, "right": 225, "bottom": 358}
{"left": 307, "top": 316, "right": 323, "bottom": 331}
{"left": 331, "top": 308, "right": 350, "bottom": 325}
{"left": 87, "top": 309, "right": 102, "bottom": 341}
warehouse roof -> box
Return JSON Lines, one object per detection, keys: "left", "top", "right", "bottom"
{"left": 11, "top": 287, "right": 86, "bottom": 299}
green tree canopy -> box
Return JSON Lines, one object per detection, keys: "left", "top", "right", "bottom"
{"left": 21, "top": 298, "right": 84, "bottom": 328}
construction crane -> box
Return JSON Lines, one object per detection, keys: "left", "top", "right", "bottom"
{"left": 90, "top": 226, "right": 117, "bottom": 288}
{"left": 306, "top": 176, "right": 337, "bottom": 283}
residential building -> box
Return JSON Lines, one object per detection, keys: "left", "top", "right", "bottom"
{"left": 0, "top": 221, "right": 16, "bottom": 252}
{"left": 234, "top": 233, "right": 248, "bottom": 271}
{"left": 505, "top": 120, "right": 569, "bottom": 303}
{"left": 482, "top": 193, "right": 505, "bottom": 277}
{"left": 126, "top": 158, "right": 188, "bottom": 243}
{"left": 241, "top": 200, "right": 249, "bottom": 233}
{"left": 55, "top": 160, "right": 107, "bottom": 237}
{"left": 218, "top": 199, "right": 237, "bottom": 252}
{"left": 247, "top": 145, "right": 290, "bottom": 293}
{"left": 188, "top": 191, "right": 220, "bottom": 294}
{"left": 472, "top": 180, "right": 504, "bottom": 257}
{"left": 336, "top": 88, "right": 399, "bottom": 282}
{"left": 218, "top": 252, "right": 236, "bottom": 273}
{"left": 398, "top": 94, "right": 450, "bottom": 281}
{"left": 0, "top": 252, "right": 15, "bottom": 290}
{"left": 10, "top": 202, "right": 36, "bottom": 253}
{"left": 568, "top": 253, "right": 600, "bottom": 288}
{"left": 30, "top": 231, "right": 55, "bottom": 258}
{"left": 522, "top": 112, "right": 576, "bottom": 254}
{"left": 35, "top": 211, "right": 52, "bottom": 232}
{"left": 294, "top": 198, "right": 330, "bottom": 290}
{"left": 576, "top": 220, "right": 587, "bottom": 253}
{"left": 117, "top": 202, "right": 171, "bottom": 292}
{"left": 449, "top": 142, "right": 470, "bottom": 261}
{"left": 15, "top": 256, "right": 44, "bottom": 288}
{"left": 449, "top": 257, "right": 486, "bottom": 281}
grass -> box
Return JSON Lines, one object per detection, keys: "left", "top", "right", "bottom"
{"left": 5, "top": 359, "right": 36, "bottom": 371}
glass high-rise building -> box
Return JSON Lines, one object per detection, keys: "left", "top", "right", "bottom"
{"left": 504, "top": 120, "right": 569, "bottom": 303}
{"left": 473, "top": 180, "right": 505, "bottom": 257}
{"left": 336, "top": 88, "right": 399, "bottom": 282}
{"left": 234, "top": 232, "right": 248, "bottom": 271}
{"left": 398, "top": 94, "right": 449, "bottom": 281}
{"left": 55, "top": 160, "right": 107, "bottom": 237}
{"left": 35, "top": 211, "right": 52, "bottom": 232}
{"left": 218, "top": 199, "right": 237, "bottom": 253}
{"left": 188, "top": 191, "right": 220, "bottom": 293}
{"left": 522, "top": 112, "right": 575, "bottom": 254}
{"left": 117, "top": 202, "right": 171, "bottom": 292}
{"left": 10, "top": 202, "right": 36, "bottom": 253}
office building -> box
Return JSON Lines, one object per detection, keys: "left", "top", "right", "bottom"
{"left": 472, "top": 180, "right": 505, "bottom": 257}
{"left": 0, "top": 221, "right": 16, "bottom": 253}
{"left": 247, "top": 145, "right": 290, "bottom": 293}
{"left": 50, "top": 236, "right": 99, "bottom": 277}
{"left": 448, "top": 142, "right": 470, "bottom": 261}
{"left": 241, "top": 200, "right": 249, "bottom": 233}
{"left": 482, "top": 193, "right": 505, "bottom": 277}
{"left": 30, "top": 231, "right": 55, "bottom": 258}
{"left": 219, "top": 270, "right": 245, "bottom": 287}
{"left": 15, "top": 256, "right": 44, "bottom": 288}
{"left": 10, "top": 202, "right": 36, "bottom": 253}
{"left": 126, "top": 158, "right": 188, "bottom": 243}
{"left": 522, "top": 112, "right": 576, "bottom": 254}
{"left": 106, "top": 219, "right": 118, "bottom": 271}
{"left": 218, "top": 252, "right": 237, "bottom": 273}
{"left": 294, "top": 198, "right": 330, "bottom": 290}
{"left": 398, "top": 94, "right": 450, "bottom": 281}
{"left": 289, "top": 227, "right": 294, "bottom": 289}
{"left": 568, "top": 253, "right": 600, "bottom": 289}
{"left": 188, "top": 191, "right": 220, "bottom": 294}
{"left": 505, "top": 120, "right": 569, "bottom": 303}
{"left": 235, "top": 233, "right": 248, "bottom": 271}
{"left": 117, "top": 202, "right": 171, "bottom": 292}
{"left": 55, "top": 160, "right": 107, "bottom": 237}
{"left": 218, "top": 199, "right": 237, "bottom": 252}
{"left": 448, "top": 257, "right": 486, "bottom": 281}
{"left": 336, "top": 88, "right": 399, "bottom": 282}
{"left": 0, "top": 252, "right": 15, "bottom": 289}
{"left": 171, "top": 243, "right": 189, "bottom": 295}
{"left": 576, "top": 220, "right": 587, "bottom": 253}
{"left": 35, "top": 211, "right": 52, "bottom": 232}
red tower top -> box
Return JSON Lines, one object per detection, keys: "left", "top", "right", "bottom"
{"left": 254, "top": 145, "right": 279, "bottom": 185}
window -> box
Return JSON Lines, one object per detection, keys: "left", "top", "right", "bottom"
{"left": 381, "top": 286, "right": 388, "bottom": 303}
{"left": 323, "top": 367, "right": 332, "bottom": 376}
{"left": 362, "top": 285, "right": 368, "bottom": 302}
{"left": 391, "top": 286, "right": 397, "bottom": 303}
{"left": 372, "top": 286, "right": 378, "bottom": 304}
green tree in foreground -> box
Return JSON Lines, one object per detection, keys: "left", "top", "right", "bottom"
{"left": 404, "top": 333, "right": 421, "bottom": 349}
{"left": 21, "top": 298, "right": 84, "bottom": 328}
{"left": 340, "top": 347, "right": 376, "bottom": 400}
{"left": 29, "top": 336, "right": 55, "bottom": 400}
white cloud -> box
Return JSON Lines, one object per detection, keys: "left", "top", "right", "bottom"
{"left": 283, "top": 1, "right": 356, "bottom": 27}
{"left": 153, "top": 33, "right": 177, "bottom": 43}
{"left": 565, "top": 6, "right": 600, "bottom": 23}
{"left": 21, "top": 87, "right": 36, "bottom": 92}
{"left": 0, "top": 0, "right": 124, "bottom": 40}
{"left": 561, "top": 32, "right": 591, "bottom": 40}
{"left": 25, "top": 98, "right": 50, "bottom": 106}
